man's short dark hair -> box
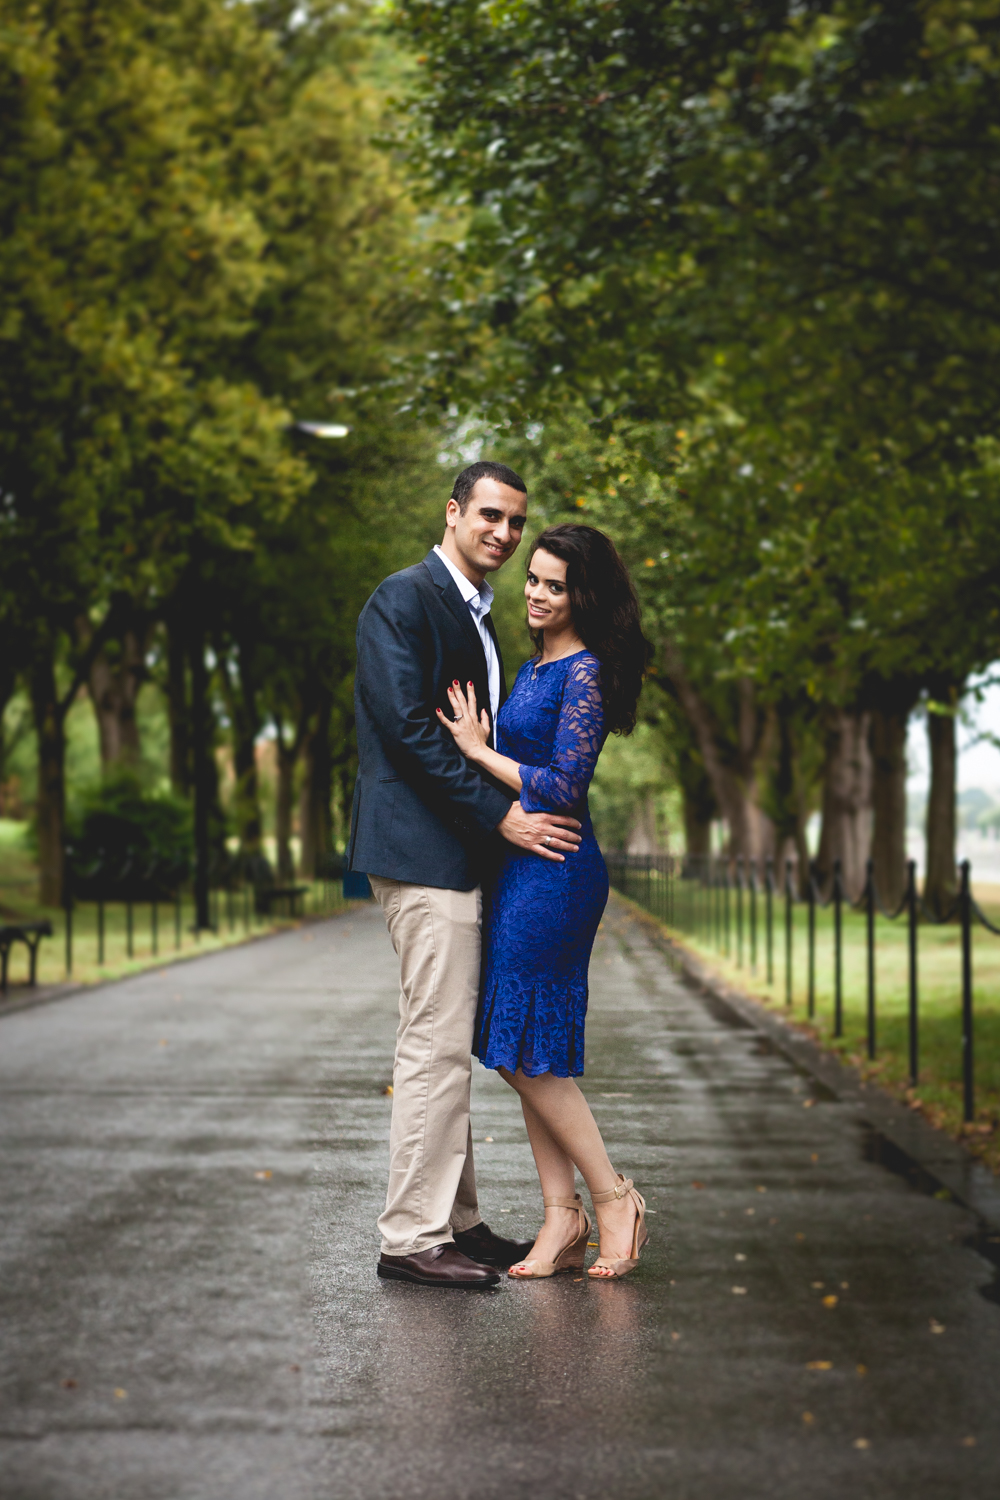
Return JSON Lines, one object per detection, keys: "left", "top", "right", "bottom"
{"left": 450, "top": 460, "right": 527, "bottom": 514}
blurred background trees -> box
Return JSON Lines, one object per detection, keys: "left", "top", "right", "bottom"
{"left": 3, "top": 0, "right": 1000, "bottom": 915}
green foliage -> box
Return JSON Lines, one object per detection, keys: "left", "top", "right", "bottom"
{"left": 67, "top": 772, "right": 193, "bottom": 890}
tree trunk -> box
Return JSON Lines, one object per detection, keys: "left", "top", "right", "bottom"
{"left": 219, "top": 649, "right": 262, "bottom": 864}
{"left": 869, "top": 703, "right": 910, "bottom": 910}
{"left": 29, "top": 652, "right": 67, "bottom": 908}
{"left": 190, "top": 619, "right": 212, "bottom": 930}
{"left": 299, "top": 691, "right": 333, "bottom": 878}
{"left": 925, "top": 685, "right": 959, "bottom": 917}
{"left": 85, "top": 621, "right": 147, "bottom": 771}
{"left": 276, "top": 739, "right": 297, "bottom": 882}
{"left": 815, "top": 707, "right": 872, "bottom": 901}
{"left": 662, "top": 644, "right": 773, "bottom": 859}
{"left": 166, "top": 620, "right": 191, "bottom": 797}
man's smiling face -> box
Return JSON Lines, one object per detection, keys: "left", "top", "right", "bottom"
{"left": 443, "top": 477, "right": 528, "bottom": 585}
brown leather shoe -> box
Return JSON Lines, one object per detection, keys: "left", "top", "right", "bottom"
{"left": 452, "top": 1221, "right": 534, "bottom": 1269}
{"left": 377, "top": 1243, "right": 501, "bottom": 1288}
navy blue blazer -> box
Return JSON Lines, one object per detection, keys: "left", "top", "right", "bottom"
{"left": 348, "top": 550, "right": 515, "bottom": 890}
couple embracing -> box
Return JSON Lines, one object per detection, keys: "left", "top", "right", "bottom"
{"left": 348, "top": 461, "right": 652, "bottom": 1288}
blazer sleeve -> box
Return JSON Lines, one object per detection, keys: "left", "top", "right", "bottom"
{"left": 357, "top": 575, "right": 513, "bottom": 834}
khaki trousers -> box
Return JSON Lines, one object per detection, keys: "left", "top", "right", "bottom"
{"left": 369, "top": 876, "right": 483, "bottom": 1255}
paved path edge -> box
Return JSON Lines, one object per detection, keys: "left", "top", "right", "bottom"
{"left": 614, "top": 892, "right": 1000, "bottom": 1234}
{"left": 0, "top": 905, "right": 361, "bottom": 1023}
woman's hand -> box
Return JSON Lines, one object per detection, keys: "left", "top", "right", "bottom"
{"left": 436, "top": 680, "right": 490, "bottom": 762}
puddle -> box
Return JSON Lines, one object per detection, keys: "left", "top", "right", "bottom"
{"left": 860, "top": 1123, "right": 1000, "bottom": 1304}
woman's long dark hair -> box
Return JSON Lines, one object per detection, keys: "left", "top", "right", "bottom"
{"left": 528, "top": 524, "right": 652, "bottom": 735}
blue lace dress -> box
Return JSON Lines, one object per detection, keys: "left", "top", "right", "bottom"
{"left": 475, "top": 651, "right": 609, "bottom": 1078}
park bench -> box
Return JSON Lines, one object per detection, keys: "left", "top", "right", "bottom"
{"left": 256, "top": 883, "right": 309, "bottom": 918}
{"left": 0, "top": 920, "right": 53, "bottom": 993}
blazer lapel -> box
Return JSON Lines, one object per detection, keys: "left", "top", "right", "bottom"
{"left": 483, "top": 611, "right": 508, "bottom": 709}
{"left": 422, "top": 552, "right": 488, "bottom": 663}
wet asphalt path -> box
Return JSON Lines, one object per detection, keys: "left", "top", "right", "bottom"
{"left": 1, "top": 897, "right": 999, "bottom": 1500}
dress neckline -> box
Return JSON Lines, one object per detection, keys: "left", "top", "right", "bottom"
{"left": 529, "top": 648, "right": 591, "bottom": 680}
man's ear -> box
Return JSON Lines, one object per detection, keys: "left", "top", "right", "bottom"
{"left": 445, "top": 498, "right": 460, "bottom": 529}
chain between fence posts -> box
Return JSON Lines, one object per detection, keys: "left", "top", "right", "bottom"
{"left": 773, "top": 864, "right": 779, "bottom": 990}
{"left": 833, "top": 859, "right": 844, "bottom": 1038}
{"left": 807, "top": 863, "right": 816, "bottom": 1019}
{"left": 960, "top": 860, "right": 975, "bottom": 1123}
{"left": 784, "top": 859, "right": 793, "bottom": 1007}
{"left": 866, "top": 858, "right": 876, "bottom": 1061}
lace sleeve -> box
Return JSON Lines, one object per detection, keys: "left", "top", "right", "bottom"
{"left": 519, "top": 656, "right": 605, "bottom": 812}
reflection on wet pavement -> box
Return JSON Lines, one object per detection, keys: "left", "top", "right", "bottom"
{"left": 1, "top": 896, "right": 999, "bottom": 1498}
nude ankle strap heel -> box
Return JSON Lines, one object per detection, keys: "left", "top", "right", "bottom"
{"left": 507, "top": 1193, "right": 591, "bottom": 1280}
{"left": 587, "top": 1175, "right": 648, "bottom": 1280}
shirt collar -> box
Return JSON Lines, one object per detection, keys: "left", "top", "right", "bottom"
{"left": 433, "top": 544, "right": 494, "bottom": 613}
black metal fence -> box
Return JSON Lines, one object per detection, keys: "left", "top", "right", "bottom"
{"left": 605, "top": 852, "right": 1000, "bottom": 1123}
{"left": 60, "top": 850, "right": 347, "bottom": 979}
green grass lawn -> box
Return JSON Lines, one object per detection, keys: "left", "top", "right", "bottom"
{"left": 612, "top": 866, "right": 1000, "bottom": 1174}
{"left": 0, "top": 819, "right": 350, "bottom": 993}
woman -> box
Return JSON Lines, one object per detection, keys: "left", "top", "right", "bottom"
{"left": 437, "top": 523, "right": 653, "bottom": 1280}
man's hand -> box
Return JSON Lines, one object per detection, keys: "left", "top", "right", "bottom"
{"left": 497, "top": 804, "right": 582, "bottom": 862}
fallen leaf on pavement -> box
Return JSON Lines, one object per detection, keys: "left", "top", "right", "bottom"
{"left": 61, "top": 1378, "right": 77, "bottom": 1389}
{"left": 381, "top": 1085, "right": 393, "bottom": 1096}
{"left": 691, "top": 1181, "right": 705, "bottom": 1190}
{"left": 114, "top": 1389, "right": 127, "bottom": 1400}
{"left": 671, "top": 1331, "right": 682, "bottom": 1341}
{"left": 756, "top": 1185, "right": 767, "bottom": 1193}
{"left": 254, "top": 1170, "right": 272, "bottom": 1180}
{"left": 802, "top": 1412, "right": 814, "bottom": 1425}
{"left": 735, "top": 1253, "right": 746, "bottom": 1262}
{"left": 732, "top": 1286, "right": 747, "bottom": 1295}
{"left": 745, "top": 1208, "right": 755, "bottom": 1216}
{"left": 811, "top": 1281, "right": 825, "bottom": 1289}
{"left": 961, "top": 1436, "right": 976, "bottom": 1447}
{"left": 853, "top": 1438, "right": 870, "bottom": 1451}
{"left": 795, "top": 1232, "right": 806, "bottom": 1241}
{"left": 929, "top": 1318, "right": 945, "bottom": 1334}
{"left": 856, "top": 1364, "right": 867, "bottom": 1375}
{"left": 484, "top": 1136, "right": 494, "bottom": 1142}
{"left": 822, "top": 1295, "right": 839, "bottom": 1308}
{"left": 806, "top": 1361, "right": 832, "bottom": 1371}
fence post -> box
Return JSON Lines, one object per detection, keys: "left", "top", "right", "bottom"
{"left": 151, "top": 901, "right": 158, "bottom": 958}
{"left": 906, "top": 859, "right": 918, "bottom": 1085}
{"left": 866, "top": 858, "right": 876, "bottom": 1060}
{"left": 807, "top": 863, "right": 816, "bottom": 1019}
{"left": 773, "top": 858, "right": 779, "bottom": 984}
{"left": 98, "top": 899, "right": 105, "bottom": 966}
{"left": 750, "top": 860, "right": 758, "bottom": 974}
{"left": 784, "top": 859, "right": 793, "bottom": 1007}
{"left": 736, "top": 856, "right": 744, "bottom": 968}
{"left": 175, "top": 889, "right": 182, "bottom": 950}
{"left": 723, "top": 859, "right": 731, "bottom": 957}
{"left": 960, "top": 860, "right": 974, "bottom": 1124}
{"left": 64, "top": 871, "right": 73, "bottom": 978}
{"left": 833, "top": 860, "right": 844, "bottom": 1038}
{"left": 126, "top": 900, "right": 134, "bottom": 959}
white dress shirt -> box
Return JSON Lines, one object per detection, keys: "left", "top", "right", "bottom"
{"left": 433, "top": 544, "right": 501, "bottom": 722}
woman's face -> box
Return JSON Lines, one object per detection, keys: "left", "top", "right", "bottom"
{"left": 525, "top": 548, "right": 574, "bottom": 635}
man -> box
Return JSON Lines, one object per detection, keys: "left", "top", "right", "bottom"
{"left": 349, "top": 460, "right": 582, "bottom": 1288}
